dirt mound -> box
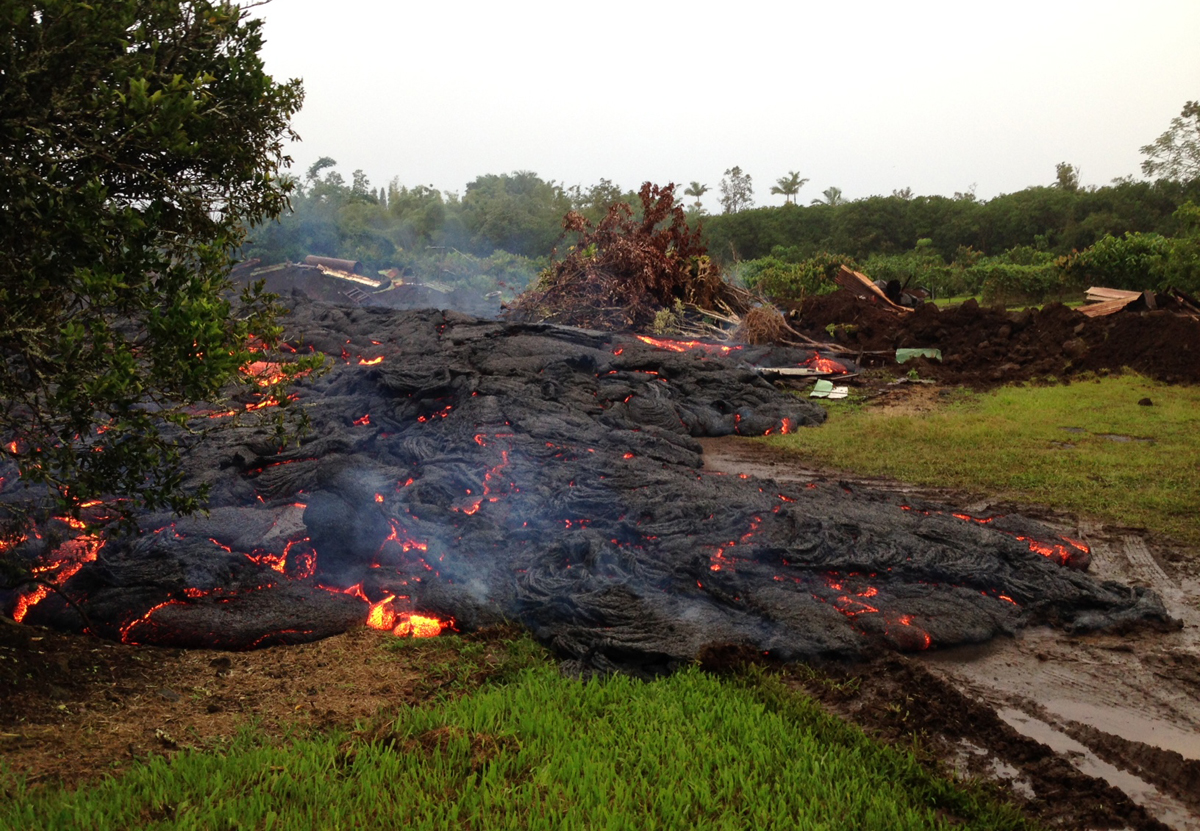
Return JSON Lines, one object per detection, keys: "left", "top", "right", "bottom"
{"left": 792, "top": 292, "right": 1200, "bottom": 387}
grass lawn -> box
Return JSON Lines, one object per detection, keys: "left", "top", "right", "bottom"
{"left": 0, "top": 634, "right": 1032, "bottom": 831}
{"left": 771, "top": 375, "right": 1200, "bottom": 546}
{"left": 929, "top": 295, "right": 1085, "bottom": 309}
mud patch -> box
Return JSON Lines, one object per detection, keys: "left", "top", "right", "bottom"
{"left": 784, "top": 655, "right": 1171, "bottom": 829}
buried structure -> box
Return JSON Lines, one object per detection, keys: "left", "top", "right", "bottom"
{"left": 1, "top": 299, "right": 1175, "bottom": 673}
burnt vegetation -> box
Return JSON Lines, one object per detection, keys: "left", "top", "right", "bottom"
{"left": 510, "top": 183, "right": 750, "bottom": 330}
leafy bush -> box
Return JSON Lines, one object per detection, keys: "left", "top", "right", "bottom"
{"left": 1164, "top": 201, "right": 1200, "bottom": 293}
{"left": 740, "top": 251, "right": 857, "bottom": 301}
{"left": 863, "top": 240, "right": 962, "bottom": 299}
{"left": 1058, "top": 232, "right": 1171, "bottom": 292}
{"left": 974, "top": 262, "right": 1064, "bottom": 305}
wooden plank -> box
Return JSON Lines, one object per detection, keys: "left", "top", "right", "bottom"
{"left": 1077, "top": 296, "right": 1138, "bottom": 317}
{"left": 1085, "top": 286, "right": 1141, "bottom": 302}
{"left": 834, "top": 266, "right": 912, "bottom": 313}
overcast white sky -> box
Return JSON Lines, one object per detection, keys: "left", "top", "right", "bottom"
{"left": 251, "top": 0, "right": 1200, "bottom": 210}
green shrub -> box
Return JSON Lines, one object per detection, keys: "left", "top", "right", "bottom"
{"left": 864, "top": 239, "right": 962, "bottom": 299}
{"left": 973, "top": 261, "right": 1064, "bottom": 305}
{"left": 1165, "top": 201, "right": 1200, "bottom": 293}
{"left": 740, "top": 251, "right": 857, "bottom": 301}
{"left": 1058, "top": 231, "right": 1171, "bottom": 291}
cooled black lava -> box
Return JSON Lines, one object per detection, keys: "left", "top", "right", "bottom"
{"left": 3, "top": 301, "right": 1172, "bottom": 674}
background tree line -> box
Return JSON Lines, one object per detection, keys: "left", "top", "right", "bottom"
{"left": 244, "top": 100, "right": 1200, "bottom": 302}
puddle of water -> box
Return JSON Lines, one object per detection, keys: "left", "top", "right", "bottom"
{"left": 951, "top": 738, "right": 1036, "bottom": 799}
{"left": 1060, "top": 426, "right": 1087, "bottom": 434}
{"left": 1042, "top": 698, "right": 1200, "bottom": 761}
{"left": 997, "top": 708, "right": 1200, "bottom": 830}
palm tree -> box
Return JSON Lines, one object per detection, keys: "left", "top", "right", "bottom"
{"left": 684, "top": 181, "right": 709, "bottom": 211}
{"left": 811, "top": 186, "right": 846, "bottom": 207}
{"left": 769, "top": 171, "right": 809, "bottom": 205}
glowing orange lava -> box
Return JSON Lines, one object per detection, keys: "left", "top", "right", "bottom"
{"left": 634, "top": 335, "right": 741, "bottom": 355}
{"left": 802, "top": 353, "right": 848, "bottom": 374}
{"left": 12, "top": 534, "right": 103, "bottom": 623}
{"left": 364, "top": 595, "right": 452, "bottom": 638}
{"left": 242, "top": 361, "right": 288, "bottom": 386}
{"left": 358, "top": 356, "right": 384, "bottom": 366}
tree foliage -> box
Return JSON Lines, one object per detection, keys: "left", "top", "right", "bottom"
{"left": 1141, "top": 101, "right": 1200, "bottom": 183}
{"left": 684, "top": 181, "right": 709, "bottom": 212}
{"left": 701, "top": 177, "right": 1200, "bottom": 265}
{"left": 719, "top": 166, "right": 754, "bottom": 214}
{"left": 812, "top": 187, "right": 846, "bottom": 207}
{"left": 739, "top": 250, "right": 856, "bottom": 302}
{"left": 770, "top": 171, "right": 809, "bottom": 205}
{"left": 0, "top": 1, "right": 305, "bottom": 527}
{"left": 1054, "top": 162, "right": 1081, "bottom": 192}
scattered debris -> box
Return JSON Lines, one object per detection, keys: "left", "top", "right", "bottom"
{"left": 833, "top": 266, "right": 913, "bottom": 313}
{"left": 789, "top": 292, "right": 1200, "bottom": 387}
{"left": 809, "top": 380, "right": 849, "bottom": 399}
{"left": 896, "top": 348, "right": 942, "bottom": 364}
{"left": 1080, "top": 285, "right": 1200, "bottom": 319}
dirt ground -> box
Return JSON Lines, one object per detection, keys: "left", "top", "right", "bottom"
{"left": 2, "top": 379, "right": 1198, "bottom": 829}
{"left": 0, "top": 622, "right": 523, "bottom": 790}
{"left": 790, "top": 291, "right": 1200, "bottom": 388}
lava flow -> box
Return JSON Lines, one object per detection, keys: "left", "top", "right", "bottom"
{"left": 366, "top": 595, "right": 453, "bottom": 638}
{"left": 0, "top": 303, "right": 1169, "bottom": 669}
{"left": 634, "top": 335, "right": 742, "bottom": 356}
{"left": 801, "top": 353, "right": 848, "bottom": 374}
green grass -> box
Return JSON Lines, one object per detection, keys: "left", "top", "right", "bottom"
{"left": 775, "top": 375, "right": 1200, "bottom": 545}
{"left": 929, "top": 295, "right": 1085, "bottom": 309}
{"left": 0, "top": 641, "right": 1032, "bottom": 830}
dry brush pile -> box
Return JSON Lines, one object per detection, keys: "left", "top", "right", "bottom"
{"left": 508, "top": 183, "right": 756, "bottom": 332}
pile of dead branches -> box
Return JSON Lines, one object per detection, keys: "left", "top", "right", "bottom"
{"left": 508, "top": 183, "right": 755, "bottom": 330}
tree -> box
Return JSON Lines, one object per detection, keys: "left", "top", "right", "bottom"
{"left": 0, "top": 1, "right": 306, "bottom": 532}
{"left": 684, "top": 181, "right": 709, "bottom": 211}
{"left": 811, "top": 186, "right": 846, "bottom": 207}
{"left": 1054, "top": 162, "right": 1081, "bottom": 192}
{"left": 460, "top": 171, "right": 571, "bottom": 257}
{"left": 1141, "top": 101, "right": 1200, "bottom": 183}
{"left": 719, "top": 167, "right": 754, "bottom": 213}
{"left": 770, "top": 171, "right": 809, "bottom": 205}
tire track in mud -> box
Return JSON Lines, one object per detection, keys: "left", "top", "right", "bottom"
{"left": 1061, "top": 720, "right": 1200, "bottom": 823}
{"left": 925, "top": 528, "right": 1200, "bottom": 829}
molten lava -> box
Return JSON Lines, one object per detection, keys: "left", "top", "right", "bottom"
{"left": 634, "top": 335, "right": 742, "bottom": 356}
{"left": 365, "top": 595, "right": 452, "bottom": 638}
{"left": 11, "top": 534, "right": 103, "bottom": 623}
{"left": 801, "top": 353, "right": 848, "bottom": 374}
